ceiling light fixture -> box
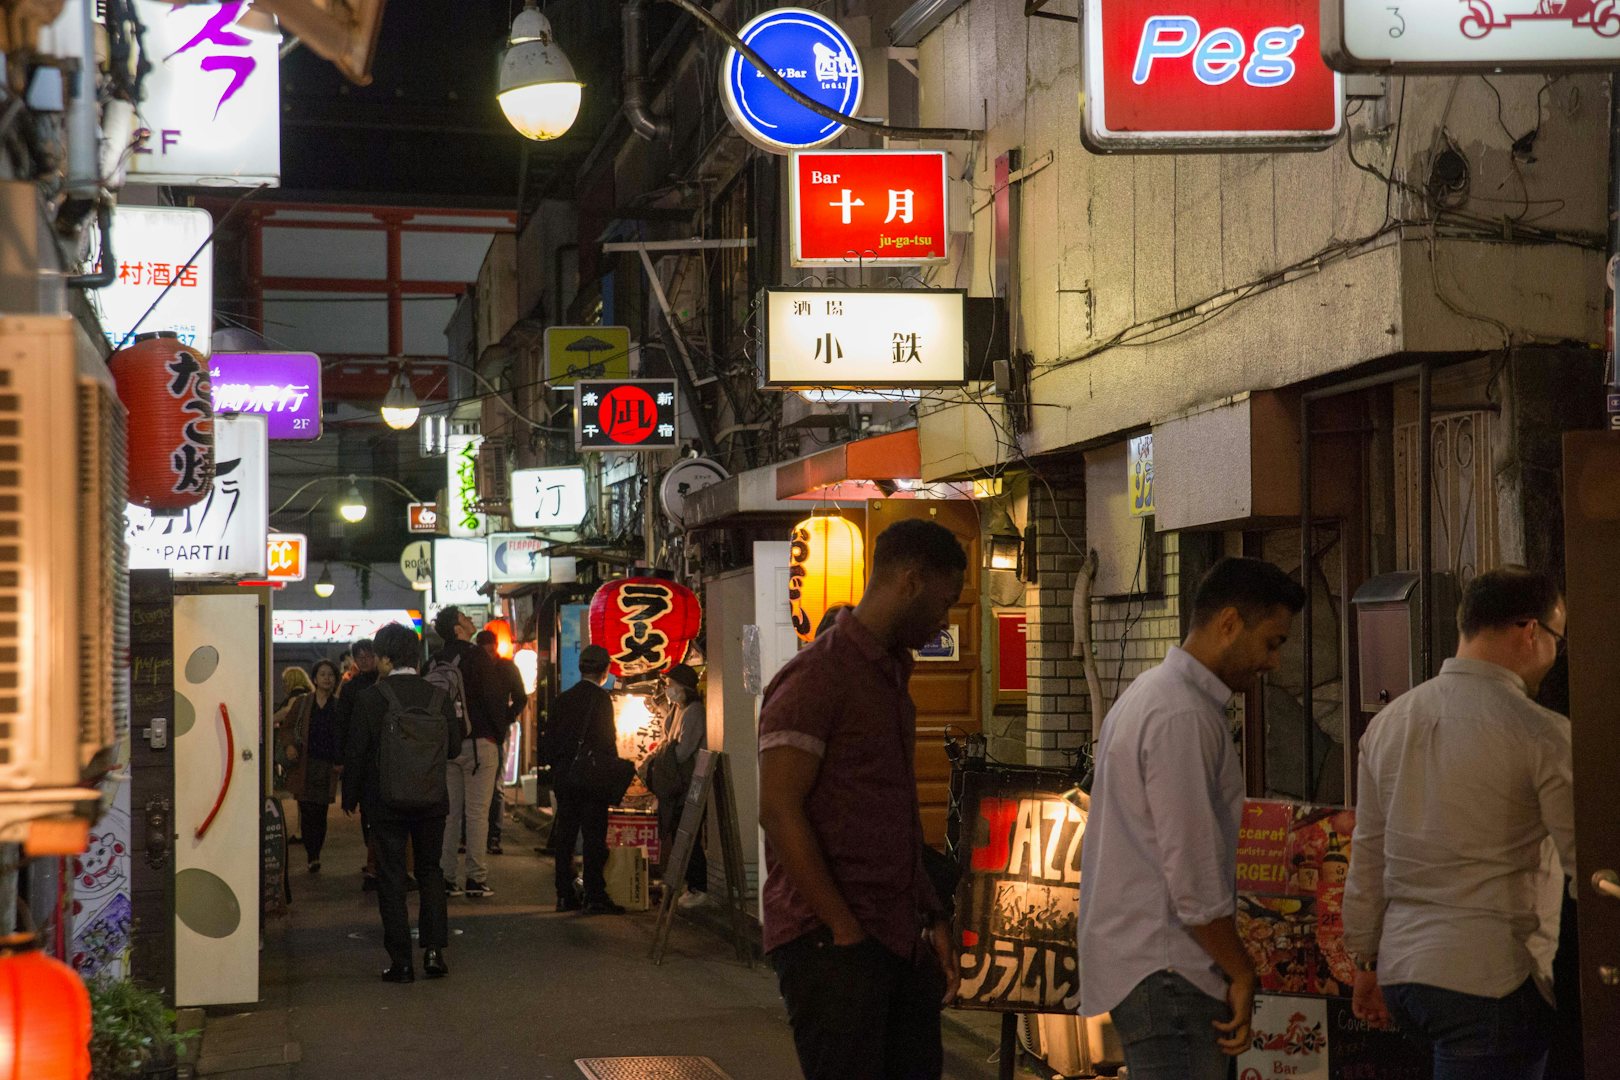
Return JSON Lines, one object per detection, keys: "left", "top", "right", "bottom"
{"left": 313, "top": 564, "right": 335, "bottom": 599}
{"left": 497, "top": 2, "right": 583, "bottom": 141}
{"left": 338, "top": 481, "right": 368, "bottom": 524}
{"left": 380, "top": 368, "right": 421, "bottom": 430}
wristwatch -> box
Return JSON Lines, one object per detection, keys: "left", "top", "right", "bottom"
{"left": 1352, "top": 953, "right": 1378, "bottom": 973}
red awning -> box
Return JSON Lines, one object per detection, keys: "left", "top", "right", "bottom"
{"left": 775, "top": 429, "right": 922, "bottom": 500}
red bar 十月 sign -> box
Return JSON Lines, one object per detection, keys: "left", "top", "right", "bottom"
{"left": 1082, "top": 0, "right": 1342, "bottom": 151}
{"left": 790, "top": 150, "right": 949, "bottom": 267}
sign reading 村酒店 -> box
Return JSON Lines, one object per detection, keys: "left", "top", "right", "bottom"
{"left": 511, "top": 466, "right": 588, "bottom": 529}
{"left": 92, "top": 206, "right": 214, "bottom": 353}
{"left": 574, "top": 380, "right": 680, "bottom": 452}
{"left": 761, "top": 289, "right": 966, "bottom": 388}
{"left": 209, "top": 353, "right": 322, "bottom": 440}
{"left": 1081, "top": 0, "right": 1342, "bottom": 151}
{"left": 790, "top": 150, "right": 949, "bottom": 266}
{"left": 721, "top": 7, "right": 863, "bottom": 154}
{"left": 1323, "top": 0, "right": 1620, "bottom": 71}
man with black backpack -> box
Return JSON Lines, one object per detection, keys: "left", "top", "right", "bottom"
{"left": 342, "top": 622, "right": 459, "bottom": 983}
{"left": 428, "top": 606, "right": 502, "bottom": 899}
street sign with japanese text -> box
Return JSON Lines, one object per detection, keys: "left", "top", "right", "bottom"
{"left": 721, "top": 7, "right": 864, "bottom": 154}
{"left": 761, "top": 288, "right": 966, "bottom": 387}
{"left": 1081, "top": 0, "right": 1343, "bottom": 151}
{"left": 511, "top": 466, "right": 588, "bottom": 529}
{"left": 488, "top": 533, "right": 553, "bottom": 584}
{"left": 433, "top": 538, "right": 487, "bottom": 606}
{"left": 1323, "top": 0, "right": 1620, "bottom": 70}
{"left": 446, "top": 433, "right": 486, "bottom": 537}
{"left": 574, "top": 380, "right": 680, "bottom": 452}
{"left": 272, "top": 610, "right": 421, "bottom": 645}
{"left": 407, "top": 502, "right": 438, "bottom": 533}
{"left": 265, "top": 533, "right": 306, "bottom": 582}
{"left": 209, "top": 353, "right": 322, "bottom": 440}
{"left": 91, "top": 206, "right": 214, "bottom": 353}
{"left": 790, "top": 150, "right": 949, "bottom": 267}
{"left": 545, "top": 326, "right": 632, "bottom": 386}
{"left": 125, "top": 415, "right": 268, "bottom": 579}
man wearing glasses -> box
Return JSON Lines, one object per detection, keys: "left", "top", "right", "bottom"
{"left": 1344, "top": 566, "right": 1575, "bottom": 1080}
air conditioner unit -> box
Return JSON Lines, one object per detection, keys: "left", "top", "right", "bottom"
{"left": 0, "top": 316, "right": 127, "bottom": 847}
{"left": 475, "top": 435, "right": 511, "bottom": 513}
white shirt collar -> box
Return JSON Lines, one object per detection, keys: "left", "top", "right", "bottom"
{"left": 388, "top": 667, "right": 417, "bottom": 677}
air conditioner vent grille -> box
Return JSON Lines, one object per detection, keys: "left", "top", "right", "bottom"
{"left": 79, "top": 378, "right": 128, "bottom": 756}
{"left": 0, "top": 355, "right": 20, "bottom": 774}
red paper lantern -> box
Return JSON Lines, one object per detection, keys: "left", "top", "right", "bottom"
{"left": 482, "top": 617, "right": 515, "bottom": 660}
{"left": 0, "top": 935, "right": 90, "bottom": 1080}
{"left": 588, "top": 576, "right": 702, "bottom": 678}
{"left": 108, "top": 332, "right": 214, "bottom": 511}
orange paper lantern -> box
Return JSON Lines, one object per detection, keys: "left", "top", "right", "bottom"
{"left": 482, "top": 617, "right": 515, "bottom": 659}
{"left": 789, "top": 516, "right": 865, "bottom": 641}
{"left": 0, "top": 935, "right": 90, "bottom": 1080}
{"left": 589, "top": 577, "right": 702, "bottom": 677}
{"left": 108, "top": 332, "right": 214, "bottom": 511}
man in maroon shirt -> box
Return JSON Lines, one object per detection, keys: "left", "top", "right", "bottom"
{"left": 759, "top": 518, "right": 966, "bottom": 1080}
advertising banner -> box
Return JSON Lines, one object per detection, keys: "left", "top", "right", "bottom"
{"left": 1324, "top": 0, "right": 1620, "bottom": 71}
{"left": 271, "top": 609, "right": 421, "bottom": 644}
{"left": 488, "top": 532, "right": 552, "bottom": 584}
{"left": 92, "top": 206, "right": 214, "bottom": 353}
{"left": 209, "top": 353, "right": 322, "bottom": 440}
{"left": 446, "top": 433, "right": 486, "bottom": 537}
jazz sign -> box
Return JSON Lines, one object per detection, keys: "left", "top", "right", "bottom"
{"left": 1323, "top": 0, "right": 1620, "bottom": 70}
{"left": 790, "top": 150, "right": 949, "bottom": 266}
{"left": 1081, "top": 0, "right": 1343, "bottom": 151}
{"left": 721, "top": 7, "right": 863, "bottom": 154}
{"left": 761, "top": 288, "right": 966, "bottom": 388}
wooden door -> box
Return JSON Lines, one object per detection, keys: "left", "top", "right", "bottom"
{"left": 865, "top": 499, "right": 982, "bottom": 846}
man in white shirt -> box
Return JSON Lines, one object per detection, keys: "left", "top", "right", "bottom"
{"left": 1344, "top": 566, "right": 1575, "bottom": 1080}
{"left": 1077, "top": 557, "right": 1305, "bottom": 1080}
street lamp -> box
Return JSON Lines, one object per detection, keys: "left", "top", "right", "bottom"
{"left": 338, "top": 481, "right": 368, "bottom": 524}
{"left": 497, "top": 2, "right": 582, "bottom": 141}
{"left": 380, "top": 368, "right": 420, "bottom": 430}
{"left": 313, "top": 565, "right": 335, "bottom": 599}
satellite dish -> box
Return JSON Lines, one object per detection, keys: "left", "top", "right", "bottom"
{"left": 659, "top": 458, "right": 729, "bottom": 529}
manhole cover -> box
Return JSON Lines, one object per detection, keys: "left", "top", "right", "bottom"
{"left": 575, "top": 1057, "right": 731, "bottom": 1080}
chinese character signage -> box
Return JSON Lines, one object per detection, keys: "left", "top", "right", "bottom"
{"left": 446, "top": 433, "right": 486, "bottom": 537}
{"left": 1081, "top": 0, "right": 1343, "bottom": 151}
{"left": 126, "top": 0, "right": 281, "bottom": 186}
{"left": 1324, "top": 0, "right": 1620, "bottom": 70}
{"left": 762, "top": 288, "right": 966, "bottom": 388}
{"left": 265, "top": 533, "right": 306, "bottom": 582}
{"left": 545, "top": 326, "right": 632, "bottom": 386}
{"left": 488, "top": 533, "right": 552, "bottom": 584}
{"left": 953, "top": 769, "right": 1084, "bottom": 1013}
{"left": 433, "top": 538, "right": 486, "bottom": 606}
{"left": 1129, "top": 433, "right": 1155, "bottom": 517}
{"left": 272, "top": 610, "right": 421, "bottom": 645}
{"left": 92, "top": 206, "right": 214, "bottom": 353}
{"left": 588, "top": 577, "right": 702, "bottom": 677}
{"left": 575, "top": 380, "right": 680, "bottom": 451}
{"left": 511, "top": 466, "right": 588, "bottom": 529}
{"left": 721, "top": 7, "right": 863, "bottom": 154}
{"left": 209, "top": 353, "right": 322, "bottom": 440}
{"left": 126, "top": 415, "right": 269, "bottom": 579}
{"left": 791, "top": 150, "right": 949, "bottom": 266}
{"left": 407, "top": 502, "right": 438, "bottom": 533}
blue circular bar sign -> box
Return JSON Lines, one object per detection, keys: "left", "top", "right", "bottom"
{"left": 721, "top": 7, "right": 863, "bottom": 155}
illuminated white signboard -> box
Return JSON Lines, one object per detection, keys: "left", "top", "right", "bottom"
{"left": 510, "top": 466, "right": 588, "bottom": 529}
{"left": 433, "top": 538, "right": 487, "bottom": 606}
{"left": 488, "top": 533, "right": 552, "bottom": 584}
{"left": 1325, "top": 0, "right": 1620, "bottom": 70}
{"left": 761, "top": 288, "right": 966, "bottom": 387}
{"left": 126, "top": 415, "right": 268, "bottom": 579}
{"left": 446, "top": 433, "right": 486, "bottom": 538}
{"left": 273, "top": 609, "right": 421, "bottom": 644}
{"left": 91, "top": 206, "right": 215, "bottom": 353}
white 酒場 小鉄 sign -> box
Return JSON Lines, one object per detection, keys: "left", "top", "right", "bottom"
{"left": 762, "top": 289, "right": 966, "bottom": 388}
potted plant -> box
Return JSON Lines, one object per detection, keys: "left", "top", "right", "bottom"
{"left": 87, "top": 976, "right": 194, "bottom": 1080}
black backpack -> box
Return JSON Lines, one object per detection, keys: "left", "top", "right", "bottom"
{"left": 376, "top": 680, "right": 450, "bottom": 813}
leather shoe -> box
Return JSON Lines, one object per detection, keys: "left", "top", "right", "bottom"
{"left": 582, "top": 898, "right": 626, "bottom": 916}
{"left": 422, "top": 949, "right": 448, "bottom": 978}
{"left": 380, "top": 964, "right": 415, "bottom": 983}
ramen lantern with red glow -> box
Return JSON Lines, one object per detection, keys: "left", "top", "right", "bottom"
{"left": 588, "top": 577, "right": 702, "bottom": 677}
{"left": 109, "top": 332, "right": 214, "bottom": 511}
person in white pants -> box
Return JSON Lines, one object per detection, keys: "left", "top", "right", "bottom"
{"left": 429, "top": 606, "right": 501, "bottom": 899}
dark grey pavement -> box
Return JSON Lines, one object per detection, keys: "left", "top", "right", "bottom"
{"left": 193, "top": 807, "right": 1043, "bottom": 1080}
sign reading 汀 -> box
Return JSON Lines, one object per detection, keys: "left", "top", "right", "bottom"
{"left": 1081, "top": 0, "right": 1343, "bottom": 151}
{"left": 487, "top": 533, "right": 552, "bottom": 585}
{"left": 575, "top": 379, "right": 680, "bottom": 451}
{"left": 790, "top": 150, "right": 949, "bottom": 266}
{"left": 1324, "top": 0, "right": 1620, "bottom": 70}
{"left": 209, "top": 353, "right": 321, "bottom": 440}
{"left": 511, "top": 466, "right": 588, "bottom": 529}
{"left": 446, "top": 433, "right": 485, "bottom": 537}
{"left": 545, "top": 326, "right": 632, "bottom": 386}
{"left": 92, "top": 206, "right": 214, "bottom": 353}
{"left": 953, "top": 768, "right": 1084, "bottom": 1013}
{"left": 721, "top": 7, "right": 863, "bottom": 154}
{"left": 126, "top": 415, "right": 268, "bottom": 579}
{"left": 127, "top": 0, "right": 281, "bottom": 186}
{"left": 762, "top": 289, "right": 966, "bottom": 387}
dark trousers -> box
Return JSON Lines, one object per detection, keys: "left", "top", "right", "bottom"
{"left": 297, "top": 800, "right": 329, "bottom": 863}
{"left": 373, "top": 812, "right": 448, "bottom": 968}
{"left": 1385, "top": 978, "right": 1555, "bottom": 1080}
{"left": 488, "top": 779, "right": 504, "bottom": 845}
{"left": 770, "top": 929, "right": 945, "bottom": 1080}
{"left": 551, "top": 791, "right": 610, "bottom": 904}
{"left": 657, "top": 792, "right": 707, "bottom": 893}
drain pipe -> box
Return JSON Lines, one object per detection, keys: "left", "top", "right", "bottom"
{"left": 623, "top": 0, "right": 669, "bottom": 142}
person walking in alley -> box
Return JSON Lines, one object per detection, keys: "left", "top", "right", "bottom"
{"left": 338, "top": 638, "right": 382, "bottom": 890}
{"left": 430, "top": 606, "right": 501, "bottom": 899}
{"left": 1343, "top": 567, "right": 1575, "bottom": 1080}
{"left": 757, "top": 518, "right": 965, "bottom": 1080}
{"left": 544, "top": 643, "right": 623, "bottom": 915}
{"left": 1076, "top": 557, "right": 1305, "bottom": 1080}
{"left": 477, "top": 629, "right": 527, "bottom": 856}
{"left": 657, "top": 663, "right": 708, "bottom": 907}
{"left": 275, "top": 659, "right": 343, "bottom": 873}
{"left": 342, "top": 622, "right": 458, "bottom": 983}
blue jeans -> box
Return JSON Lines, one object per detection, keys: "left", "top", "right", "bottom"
{"left": 1383, "top": 979, "right": 1553, "bottom": 1080}
{"left": 1108, "top": 970, "right": 1232, "bottom": 1080}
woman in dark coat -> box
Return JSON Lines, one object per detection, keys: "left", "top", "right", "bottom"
{"left": 275, "top": 659, "right": 343, "bottom": 872}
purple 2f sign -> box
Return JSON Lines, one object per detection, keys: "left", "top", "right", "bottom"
{"left": 209, "top": 352, "right": 322, "bottom": 440}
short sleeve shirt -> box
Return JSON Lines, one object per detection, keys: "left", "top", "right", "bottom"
{"left": 758, "top": 611, "right": 938, "bottom": 959}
